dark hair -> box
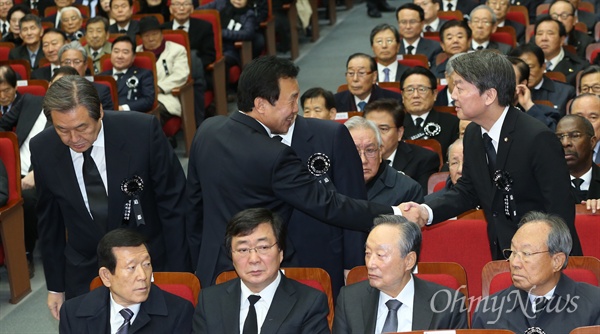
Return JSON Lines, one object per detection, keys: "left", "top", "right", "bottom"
{"left": 346, "top": 53, "right": 377, "bottom": 72}
{"left": 86, "top": 16, "right": 110, "bottom": 32}
{"left": 559, "top": 114, "right": 595, "bottom": 137}
{"left": 112, "top": 35, "right": 136, "bottom": 54}
{"left": 400, "top": 66, "right": 437, "bottom": 92}
{"left": 51, "top": 66, "right": 79, "bottom": 81}
{"left": 225, "top": 208, "right": 285, "bottom": 255}
{"left": 97, "top": 228, "right": 149, "bottom": 274}
{"left": 363, "top": 98, "right": 405, "bottom": 128}
{"left": 518, "top": 211, "right": 572, "bottom": 269}
{"left": 300, "top": 87, "right": 336, "bottom": 110}
{"left": 370, "top": 23, "right": 400, "bottom": 45}
{"left": 570, "top": 93, "right": 600, "bottom": 114}
{"left": 534, "top": 16, "right": 567, "bottom": 37}
{"left": 42, "top": 28, "right": 68, "bottom": 43}
{"left": 110, "top": 0, "right": 134, "bottom": 8}
{"left": 508, "top": 43, "right": 545, "bottom": 68}
{"left": 19, "top": 13, "right": 41, "bottom": 29}
{"left": 449, "top": 50, "right": 515, "bottom": 107}
{"left": 237, "top": 56, "right": 299, "bottom": 112}
{"left": 0, "top": 65, "right": 17, "bottom": 88}
{"left": 507, "top": 56, "right": 529, "bottom": 84}
{"left": 439, "top": 19, "right": 472, "bottom": 42}
{"left": 396, "top": 3, "right": 425, "bottom": 22}
{"left": 43, "top": 75, "right": 102, "bottom": 120}
{"left": 7, "top": 4, "right": 31, "bottom": 24}
{"left": 373, "top": 215, "right": 422, "bottom": 271}
{"left": 549, "top": 0, "right": 576, "bottom": 15}
{"left": 579, "top": 65, "right": 600, "bottom": 89}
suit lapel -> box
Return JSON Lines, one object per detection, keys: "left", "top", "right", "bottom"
{"left": 411, "top": 277, "right": 434, "bottom": 330}
{"left": 76, "top": 286, "right": 110, "bottom": 334}
{"left": 496, "top": 107, "right": 518, "bottom": 172}
{"left": 392, "top": 142, "right": 410, "bottom": 172}
{"left": 467, "top": 123, "right": 494, "bottom": 193}
{"left": 262, "top": 275, "right": 297, "bottom": 334}
{"left": 223, "top": 280, "right": 242, "bottom": 334}
{"left": 362, "top": 284, "right": 379, "bottom": 334}
{"left": 130, "top": 284, "right": 169, "bottom": 333}
{"left": 290, "top": 116, "right": 314, "bottom": 161}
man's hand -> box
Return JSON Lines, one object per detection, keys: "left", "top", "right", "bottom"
{"left": 399, "top": 202, "right": 429, "bottom": 227}
{"left": 516, "top": 84, "right": 534, "bottom": 111}
{"left": 21, "top": 171, "right": 35, "bottom": 190}
{"left": 583, "top": 199, "right": 600, "bottom": 214}
{"left": 48, "top": 292, "right": 65, "bottom": 320}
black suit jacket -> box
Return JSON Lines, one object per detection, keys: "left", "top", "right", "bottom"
{"left": 530, "top": 76, "right": 576, "bottom": 117}
{"left": 471, "top": 41, "right": 512, "bottom": 55}
{"left": 287, "top": 116, "right": 368, "bottom": 298}
{"left": 399, "top": 38, "right": 443, "bottom": 67}
{"left": 162, "top": 18, "right": 216, "bottom": 67}
{"left": 334, "top": 84, "right": 402, "bottom": 112}
{"left": 392, "top": 141, "right": 440, "bottom": 191}
{"left": 503, "top": 19, "right": 525, "bottom": 46}
{"left": 192, "top": 273, "right": 330, "bottom": 334}
{"left": 0, "top": 94, "right": 47, "bottom": 147}
{"left": 332, "top": 276, "right": 468, "bottom": 333}
{"left": 0, "top": 159, "right": 7, "bottom": 206}
{"left": 59, "top": 284, "right": 194, "bottom": 333}
{"left": 568, "top": 29, "right": 594, "bottom": 59}
{"left": 92, "top": 82, "right": 115, "bottom": 111}
{"left": 367, "top": 162, "right": 424, "bottom": 205}
{"left": 31, "top": 65, "right": 53, "bottom": 81}
{"left": 551, "top": 50, "right": 588, "bottom": 87}
{"left": 100, "top": 66, "right": 155, "bottom": 112}
{"left": 186, "top": 111, "right": 393, "bottom": 287}
{"left": 434, "top": 86, "right": 451, "bottom": 107}
{"left": 576, "top": 10, "right": 597, "bottom": 33}
{"left": 402, "top": 109, "right": 460, "bottom": 161}
{"left": 426, "top": 107, "right": 582, "bottom": 259}
{"left": 31, "top": 111, "right": 189, "bottom": 297}
{"left": 571, "top": 163, "right": 600, "bottom": 202}
{"left": 109, "top": 20, "right": 140, "bottom": 40}
{"left": 41, "top": 13, "right": 59, "bottom": 28}
{"left": 8, "top": 44, "right": 44, "bottom": 69}
{"left": 455, "top": 0, "right": 478, "bottom": 17}
{"left": 431, "top": 58, "right": 447, "bottom": 79}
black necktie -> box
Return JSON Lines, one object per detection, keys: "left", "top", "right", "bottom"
{"left": 482, "top": 133, "right": 496, "bottom": 177}
{"left": 82, "top": 146, "right": 108, "bottom": 229}
{"left": 425, "top": 25, "right": 432, "bottom": 32}
{"left": 572, "top": 178, "right": 587, "bottom": 202}
{"left": 116, "top": 308, "right": 133, "bottom": 334}
{"left": 446, "top": 2, "right": 453, "bottom": 10}
{"left": 415, "top": 117, "right": 424, "bottom": 127}
{"left": 476, "top": 45, "right": 484, "bottom": 50}
{"left": 1, "top": 23, "right": 6, "bottom": 35}
{"left": 272, "top": 135, "right": 283, "bottom": 142}
{"left": 177, "top": 26, "right": 186, "bottom": 30}
{"left": 382, "top": 299, "right": 402, "bottom": 333}
{"left": 242, "top": 295, "right": 261, "bottom": 334}
{"left": 406, "top": 45, "right": 414, "bottom": 55}
{"left": 119, "top": 29, "right": 127, "bottom": 33}
{"left": 92, "top": 51, "right": 99, "bottom": 59}
{"left": 116, "top": 72, "right": 125, "bottom": 81}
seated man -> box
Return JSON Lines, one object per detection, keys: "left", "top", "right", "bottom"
{"left": 434, "top": 52, "right": 464, "bottom": 107}
{"left": 100, "top": 36, "right": 155, "bottom": 112}
{"left": 108, "top": 0, "right": 139, "bottom": 40}
{"left": 8, "top": 14, "right": 43, "bottom": 69}
{"left": 432, "top": 20, "right": 472, "bottom": 79}
{"left": 0, "top": 65, "right": 21, "bottom": 115}
{"left": 192, "top": 208, "right": 330, "bottom": 333}
{"left": 346, "top": 116, "right": 424, "bottom": 205}
{"left": 136, "top": 16, "right": 189, "bottom": 124}
{"left": 59, "top": 228, "right": 194, "bottom": 333}
{"left": 486, "top": 0, "right": 525, "bottom": 45}
{"left": 396, "top": 4, "right": 443, "bottom": 66}
{"left": 570, "top": 93, "right": 600, "bottom": 165}
{"left": 472, "top": 211, "right": 600, "bottom": 334}
{"left": 333, "top": 215, "right": 468, "bottom": 333}
{"left": 415, "top": 0, "right": 446, "bottom": 33}
{"left": 578, "top": 65, "right": 600, "bottom": 96}
{"left": 301, "top": 87, "right": 337, "bottom": 120}
{"left": 334, "top": 53, "right": 402, "bottom": 112}
{"left": 549, "top": 0, "right": 594, "bottom": 60}
{"left": 364, "top": 99, "right": 439, "bottom": 191}
{"left": 468, "top": 5, "right": 512, "bottom": 54}
{"left": 370, "top": 24, "right": 409, "bottom": 82}
{"left": 42, "top": 0, "right": 77, "bottom": 28}
{"left": 400, "top": 66, "right": 460, "bottom": 160}
{"left": 84, "top": 17, "right": 112, "bottom": 75}
{"left": 31, "top": 28, "right": 67, "bottom": 81}
{"left": 425, "top": 138, "right": 463, "bottom": 201}
{"left": 59, "top": 6, "right": 85, "bottom": 41}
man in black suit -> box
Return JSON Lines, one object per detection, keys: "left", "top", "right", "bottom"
{"left": 332, "top": 215, "right": 467, "bottom": 333}
{"left": 334, "top": 53, "right": 402, "bottom": 112}
{"left": 549, "top": 0, "right": 594, "bottom": 60}
{"left": 0, "top": 65, "right": 22, "bottom": 116}
{"left": 401, "top": 50, "right": 582, "bottom": 260}
{"left": 31, "top": 28, "right": 67, "bottom": 81}
{"left": 364, "top": 99, "right": 440, "bottom": 192}
{"left": 509, "top": 43, "right": 575, "bottom": 117}
{"left": 570, "top": 92, "right": 600, "bottom": 167}
{"left": 59, "top": 229, "right": 194, "bottom": 333}
{"left": 193, "top": 208, "right": 330, "bottom": 333}
{"left": 41, "top": 0, "right": 75, "bottom": 28}
{"left": 415, "top": 0, "right": 446, "bottom": 32}
{"left": 371, "top": 24, "right": 410, "bottom": 83}
{"left": 397, "top": 4, "right": 443, "bottom": 66}
{"left": 32, "top": 75, "right": 189, "bottom": 319}
{"left": 468, "top": 5, "right": 512, "bottom": 55}
{"left": 444, "top": 0, "right": 477, "bottom": 17}
{"left": 568, "top": 0, "right": 597, "bottom": 34}
{"left": 487, "top": 0, "right": 525, "bottom": 45}
{"left": 400, "top": 66, "right": 460, "bottom": 161}
{"left": 99, "top": 36, "right": 155, "bottom": 112}
{"left": 186, "top": 56, "right": 398, "bottom": 288}
{"left": 108, "top": 0, "right": 139, "bottom": 40}
{"left": 433, "top": 20, "right": 471, "bottom": 79}
{"left": 8, "top": 14, "right": 44, "bottom": 69}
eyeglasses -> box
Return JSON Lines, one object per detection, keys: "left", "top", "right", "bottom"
{"left": 556, "top": 131, "right": 586, "bottom": 141}
{"left": 377, "top": 125, "right": 393, "bottom": 134}
{"left": 357, "top": 147, "right": 379, "bottom": 159}
{"left": 61, "top": 59, "right": 84, "bottom": 66}
{"left": 550, "top": 12, "right": 573, "bottom": 20}
{"left": 171, "top": 2, "right": 192, "bottom": 7}
{"left": 471, "top": 19, "right": 492, "bottom": 26}
{"left": 0, "top": 1, "right": 12, "bottom": 6}
{"left": 232, "top": 242, "right": 278, "bottom": 257}
{"left": 398, "top": 19, "right": 420, "bottom": 26}
{"left": 402, "top": 86, "right": 433, "bottom": 95}
{"left": 502, "top": 249, "right": 550, "bottom": 261}
{"left": 375, "top": 38, "right": 396, "bottom": 46}
{"left": 580, "top": 84, "right": 600, "bottom": 94}
{"left": 345, "top": 71, "right": 373, "bottom": 78}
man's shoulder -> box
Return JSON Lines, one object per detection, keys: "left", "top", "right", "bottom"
{"left": 301, "top": 116, "right": 345, "bottom": 132}
{"left": 152, "top": 284, "right": 194, "bottom": 310}
{"left": 339, "top": 280, "right": 372, "bottom": 297}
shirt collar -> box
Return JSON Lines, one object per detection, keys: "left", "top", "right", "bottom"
{"left": 472, "top": 40, "right": 489, "bottom": 49}
{"left": 570, "top": 166, "right": 593, "bottom": 190}
{"left": 238, "top": 110, "right": 293, "bottom": 142}
{"left": 386, "top": 147, "right": 398, "bottom": 166}
{"left": 403, "top": 37, "right": 421, "bottom": 50}
{"left": 354, "top": 93, "right": 372, "bottom": 107}
{"left": 172, "top": 20, "right": 190, "bottom": 31}
{"left": 109, "top": 291, "right": 141, "bottom": 324}
{"left": 410, "top": 111, "right": 430, "bottom": 123}
{"left": 480, "top": 106, "right": 509, "bottom": 151}
{"left": 378, "top": 274, "right": 415, "bottom": 309}
{"left": 240, "top": 270, "right": 281, "bottom": 307}
{"left": 547, "top": 47, "right": 565, "bottom": 70}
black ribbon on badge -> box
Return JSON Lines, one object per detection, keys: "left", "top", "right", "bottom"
{"left": 126, "top": 75, "right": 139, "bottom": 101}
{"left": 121, "top": 175, "right": 145, "bottom": 226}
{"left": 308, "top": 153, "right": 336, "bottom": 191}
{"left": 493, "top": 170, "right": 517, "bottom": 219}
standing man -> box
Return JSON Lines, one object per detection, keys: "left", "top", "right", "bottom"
{"left": 401, "top": 50, "right": 582, "bottom": 260}
{"left": 8, "top": 14, "right": 44, "bottom": 69}
{"left": 83, "top": 16, "right": 112, "bottom": 74}
{"left": 32, "top": 75, "right": 188, "bottom": 319}
{"left": 31, "top": 28, "right": 67, "bottom": 81}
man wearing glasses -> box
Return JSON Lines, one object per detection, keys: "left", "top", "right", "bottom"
{"left": 486, "top": 0, "right": 524, "bottom": 45}
{"left": 570, "top": 94, "right": 600, "bottom": 173}
{"left": 548, "top": 0, "right": 593, "bottom": 60}
{"left": 192, "top": 208, "right": 330, "bottom": 334}
{"left": 468, "top": 5, "right": 512, "bottom": 55}
{"left": 472, "top": 211, "right": 600, "bottom": 334}
{"left": 414, "top": 0, "right": 446, "bottom": 33}
{"left": 396, "top": 3, "right": 442, "bottom": 66}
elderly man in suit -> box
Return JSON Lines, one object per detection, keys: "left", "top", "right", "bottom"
{"left": 432, "top": 20, "right": 472, "bottom": 79}
{"left": 192, "top": 208, "right": 330, "bottom": 334}
{"left": 32, "top": 75, "right": 189, "bottom": 319}
{"left": 570, "top": 92, "right": 600, "bottom": 167}
{"left": 333, "top": 215, "right": 467, "bottom": 333}
{"left": 108, "top": 0, "right": 139, "bottom": 40}
{"left": 41, "top": 0, "right": 77, "bottom": 28}
{"left": 334, "top": 53, "right": 402, "bottom": 112}
{"left": 301, "top": 87, "right": 337, "bottom": 120}
{"left": 549, "top": 0, "right": 594, "bottom": 60}
{"left": 415, "top": 0, "right": 446, "bottom": 32}
{"left": 31, "top": 28, "right": 67, "bottom": 81}
{"left": 59, "top": 229, "right": 194, "bottom": 333}
{"left": 468, "top": 5, "right": 512, "bottom": 54}
{"left": 0, "top": 65, "right": 22, "bottom": 116}
{"left": 486, "top": 0, "right": 525, "bottom": 45}
{"left": 370, "top": 24, "right": 410, "bottom": 83}
{"left": 84, "top": 16, "right": 112, "bottom": 74}
{"left": 364, "top": 99, "right": 439, "bottom": 192}
{"left": 578, "top": 65, "right": 600, "bottom": 96}
{"left": 401, "top": 50, "right": 582, "bottom": 260}
{"left": 60, "top": 7, "right": 85, "bottom": 41}
{"left": 397, "top": 4, "right": 442, "bottom": 66}
{"left": 8, "top": 14, "right": 44, "bottom": 69}
{"left": 472, "top": 212, "right": 600, "bottom": 334}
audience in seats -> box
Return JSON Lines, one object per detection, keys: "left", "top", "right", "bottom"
{"left": 0, "top": 0, "right": 11, "bottom": 39}
{"left": 424, "top": 138, "right": 463, "bottom": 201}
{"left": 533, "top": 17, "right": 587, "bottom": 87}
{"left": 400, "top": 66, "right": 459, "bottom": 161}
{"left": 333, "top": 215, "right": 468, "bottom": 333}
{"left": 95, "top": 0, "right": 114, "bottom": 24}
{"left": 346, "top": 116, "right": 424, "bottom": 205}
{"left": 2, "top": 4, "right": 30, "bottom": 46}
{"left": 468, "top": 5, "right": 512, "bottom": 54}
{"left": 0, "top": 65, "right": 21, "bottom": 115}
{"left": 301, "top": 87, "right": 337, "bottom": 120}
{"left": 570, "top": 94, "right": 600, "bottom": 166}
{"left": 59, "top": 229, "right": 194, "bottom": 333}
{"left": 509, "top": 43, "right": 575, "bottom": 117}
{"left": 108, "top": 0, "right": 139, "bottom": 40}
{"left": 549, "top": 0, "right": 594, "bottom": 60}
{"left": 100, "top": 35, "right": 155, "bottom": 113}
{"left": 334, "top": 53, "right": 402, "bottom": 112}
{"left": 84, "top": 16, "right": 113, "bottom": 74}
{"left": 486, "top": 0, "right": 525, "bottom": 45}
{"left": 60, "top": 6, "right": 84, "bottom": 41}
{"left": 31, "top": 28, "right": 67, "bottom": 81}
{"left": 364, "top": 98, "right": 439, "bottom": 192}
{"left": 578, "top": 65, "right": 600, "bottom": 96}
{"left": 42, "top": 0, "right": 79, "bottom": 29}
{"left": 192, "top": 208, "right": 330, "bottom": 333}
{"left": 567, "top": 0, "right": 597, "bottom": 34}
{"left": 472, "top": 211, "right": 600, "bottom": 334}
{"left": 8, "top": 14, "right": 44, "bottom": 69}
{"left": 443, "top": 0, "right": 477, "bottom": 18}
{"left": 415, "top": 0, "right": 446, "bottom": 33}
{"left": 396, "top": 3, "right": 442, "bottom": 66}
{"left": 432, "top": 19, "right": 471, "bottom": 79}
{"left": 370, "top": 24, "right": 409, "bottom": 83}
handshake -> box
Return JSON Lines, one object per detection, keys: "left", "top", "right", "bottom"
{"left": 397, "top": 202, "right": 430, "bottom": 227}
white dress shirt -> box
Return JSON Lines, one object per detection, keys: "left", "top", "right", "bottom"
{"left": 109, "top": 293, "right": 141, "bottom": 334}
{"left": 375, "top": 276, "right": 415, "bottom": 333}
{"left": 570, "top": 167, "right": 592, "bottom": 191}
{"left": 378, "top": 62, "right": 399, "bottom": 82}
{"left": 239, "top": 271, "right": 282, "bottom": 334}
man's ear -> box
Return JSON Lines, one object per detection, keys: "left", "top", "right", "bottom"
{"left": 99, "top": 267, "right": 112, "bottom": 287}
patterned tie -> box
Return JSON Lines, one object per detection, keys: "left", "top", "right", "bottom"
{"left": 545, "top": 61, "right": 552, "bottom": 71}
{"left": 242, "top": 295, "right": 261, "bottom": 334}
{"left": 415, "top": 117, "right": 424, "bottom": 128}
{"left": 482, "top": 133, "right": 497, "bottom": 177}
{"left": 446, "top": 2, "right": 453, "bottom": 10}
{"left": 115, "top": 72, "right": 125, "bottom": 81}
{"left": 30, "top": 52, "right": 36, "bottom": 67}
{"left": 383, "top": 68, "right": 390, "bottom": 82}
{"left": 406, "top": 45, "right": 414, "bottom": 55}
{"left": 116, "top": 308, "right": 134, "bottom": 334}
{"left": 82, "top": 146, "right": 108, "bottom": 229}
{"left": 358, "top": 101, "right": 367, "bottom": 111}
{"left": 381, "top": 299, "right": 402, "bottom": 333}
